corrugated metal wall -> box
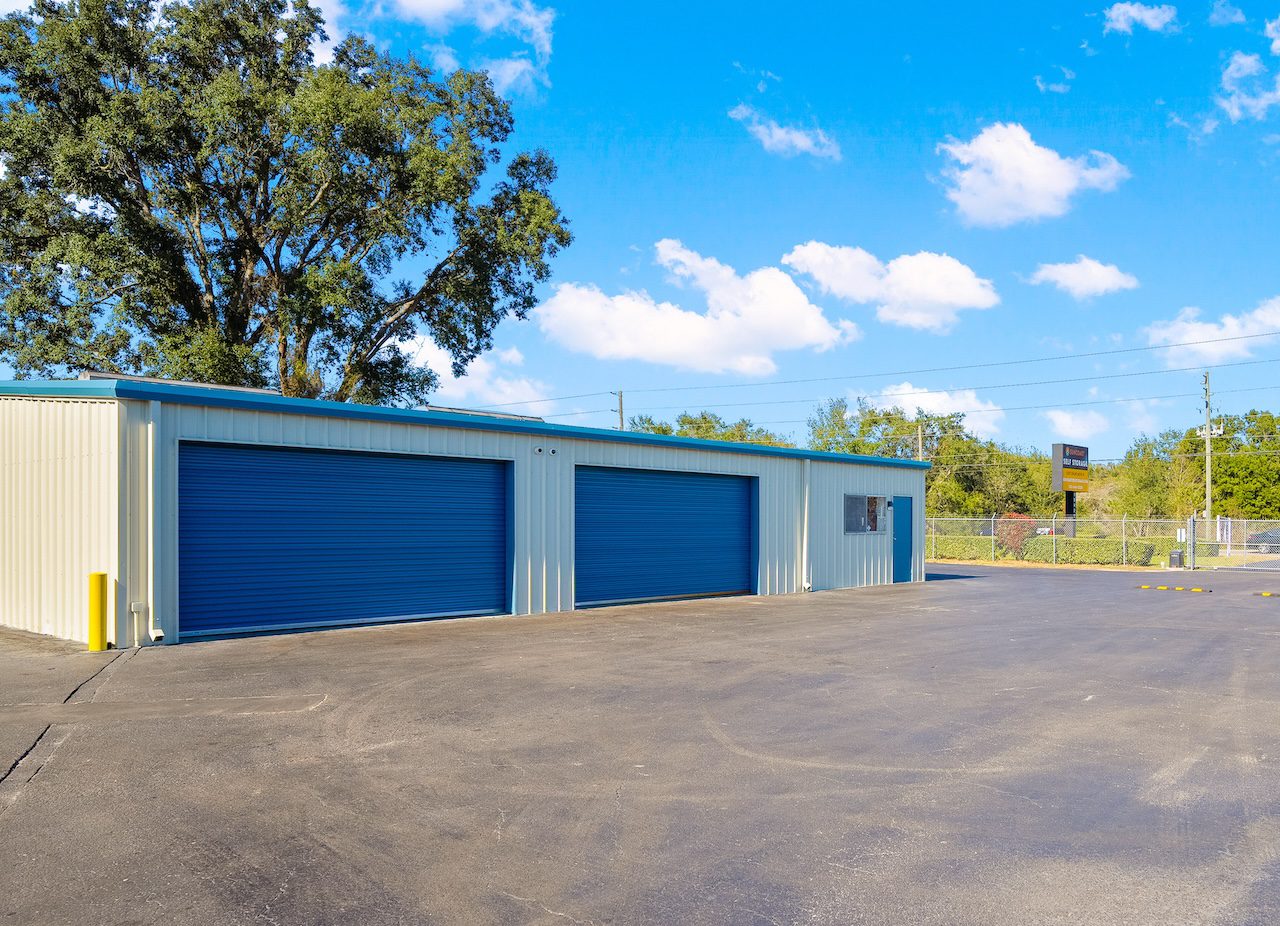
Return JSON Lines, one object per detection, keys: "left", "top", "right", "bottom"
{"left": 807, "top": 459, "right": 926, "bottom": 589}
{"left": 0, "top": 397, "right": 121, "bottom": 643}
{"left": 131, "top": 401, "right": 924, "bottom": 641}
{"left": 119, "top": 399, "right": 157, "bottom": 646}
{"left": 0, "top": 395, "right": 925, "bottom": 643}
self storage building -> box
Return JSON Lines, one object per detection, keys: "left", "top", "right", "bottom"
{"left": 0, "top": 376, "right": 929, "bottom": 646}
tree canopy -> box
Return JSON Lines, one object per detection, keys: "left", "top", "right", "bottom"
{"left": 806, "top": 398, "right": 1058, "bottom": 517}
{"left": 628, "top": 398, "right": 1280, "bottom": 519}
{"left": 628, "top": 411, "right": 794, "bottom": 448}
{"left": 0, "top": 0, "right": 570, "bottom": 405}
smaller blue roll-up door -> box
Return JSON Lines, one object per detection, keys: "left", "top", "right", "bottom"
{"left": 179, "top": 443, "right": 510, "bottom": 638}
{"left": 574, "top": 466, "right": 756, "bottom": 607}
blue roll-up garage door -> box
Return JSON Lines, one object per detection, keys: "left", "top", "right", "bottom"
{"left": 178, "top": 443, "right": 509, "bottom": 638}
{"left": 574, "top": 466, "right": 756, "bottom": 607}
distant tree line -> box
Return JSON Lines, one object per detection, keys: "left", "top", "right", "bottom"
{"left": 630, "top": 402, "right": 1280, "bottom": 520}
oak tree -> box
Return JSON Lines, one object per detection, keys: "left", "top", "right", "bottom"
{"left": 0, "top": 0, "right": 570, "bottom": 404}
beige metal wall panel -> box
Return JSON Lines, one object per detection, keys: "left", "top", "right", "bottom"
{"left": 143, "top": 401, "right": 924, "bottom": 640}
{"left": 117, "top": 400, "right": 160, "bottom": 646}
{"left": 0, "top": 397, "right": 121, "bottom": 643}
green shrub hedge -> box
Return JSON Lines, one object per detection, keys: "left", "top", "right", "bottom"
{"left": 930, "top": 532, "right": 1210, "bottom": 566}
{"left": 1147, "top": 538, "right": 1214, "bottom": 561}
{"left": 930, "top": 536, "right": 995, "bottom": 561}
{"left": 1021, "top": 536, "right": 1155, "bottom": 566}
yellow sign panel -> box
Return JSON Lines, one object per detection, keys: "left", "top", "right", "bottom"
{"left": 1060, "top": 470, "right": 1089, "bottom": 492}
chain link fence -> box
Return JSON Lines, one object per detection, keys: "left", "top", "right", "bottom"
{"left": 927, "top": 516, "right": 1197, "bottom": 568}
{"left": 927, "top": 515, "right": 1280, "bottom": 570}
{"left": 1199, "top": 517, "right": 1280, "bottom": 571}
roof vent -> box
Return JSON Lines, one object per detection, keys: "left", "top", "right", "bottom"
{"left": 426, "top": 404, "right": 545, "bottom": 423}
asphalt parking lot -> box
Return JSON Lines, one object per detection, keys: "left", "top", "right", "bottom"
{"left": 4, "top": 564, "right": 1280, "bottom": 925}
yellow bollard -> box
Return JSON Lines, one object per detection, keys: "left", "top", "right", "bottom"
{"left": 88, "top": 572, "right": 108, "bottom": 652}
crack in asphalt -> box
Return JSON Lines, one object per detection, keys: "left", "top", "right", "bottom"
{"left": 61, "top": 649, "right": 128, "bottom": 703}
{"left": 0, "top": 724, "right": 51, "bottom": 787}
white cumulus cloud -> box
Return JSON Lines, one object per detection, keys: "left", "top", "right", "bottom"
{"left": 1144, "top": 297, "right": 1280, "bottom": 364}
{"left": 1044, "top": 409, "right": 1110, "bottom": 440}
{"left": 399, "top": 339, "right": 555, "bottom": 415}
{"left": 475, "top": 55, "right": 540, "bottom": 95}
{"left": 1167, "top": 111, "right": 1220, "bottom": 139}
{"left": 424, "top": 42, "right": 461, "bottom": 73}
{"left": 312, "top": 0, "right": 348, "bottom": 63}
{"left": 64, "top": 194, "right": 116, "bottom": 220}
{"left": 937, "top": 123, "right": 1129, "bottom": 227}
{"left": 1124, "top": 398, "right": 1164, "bottom": 434}
{"left": 782, "top": 241, "right": 999, "bottom": 333}
{"left": 1216, "top": 52, "right": 1280, "bottom": 121}
{"left": 393, "top": 0, "right": 552, "bottom": 54}
{"left": 1029, "top": 255, "right": 1139, "bottom": 299}
{"left": 1268, "top": 16, "right": 1280, "bottom": 54}
{"left": 390, "top": 0, "right": 554, "bottom": 93}
{"left": 871, "top": 382, "right": 1006, "bottom": 438}
{"left": 728, "top": 104, "right": 842, "bottom": 161}
{"left": 1103, "top": 3, "right": 1179, "bottom": 33}
{"left": 1209, "top": 0, "right": 1245, "bottom": 26}
{"left": 1035, "top": 66, "right": 1075, "bottom": 94}
{"left": 535, "top": 240, "right": 859, "bottom": 376}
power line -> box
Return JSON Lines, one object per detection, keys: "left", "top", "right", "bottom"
{"left": 921, "top": 445, "right": 1280, "bottom": 470}
{"left": 733, "top": 383, "right": 1280, "bottom": 429}
{"left": 470, "top": 329, "right": 1280, "bottom": 409}
{"left": 933, "top": 447, "right": 1280, "bottom": 472}
{"left": 626, "top": 331, "right": 1280, "bottom": 396}
{"left": 629, "top": 357, "right": 1280, "bottom": 416}
{"left": 546, "top": 424, "right": 1280, "bottom": 461}
{"left": 748, "top": 390, "right": 1192, "bottom": 424}
{"left": 543, "top": 408, "right": 614, "bottom": 418}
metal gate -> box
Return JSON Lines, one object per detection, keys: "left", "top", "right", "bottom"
{"left": 1201, "top": 517, "right": 1280, "bottom": 571}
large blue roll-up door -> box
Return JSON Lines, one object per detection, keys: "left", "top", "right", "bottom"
{"left": 574, "top": 466, "right": 756, "bottom": 607}
{"left": 178, "top": 443, "right": 510, "bottom": 638}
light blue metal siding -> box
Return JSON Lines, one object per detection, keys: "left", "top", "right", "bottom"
{"left": 892, "top": 495, "right": 913, "bottom": 583}
{"left": 178, "top": 442, "right": 509, "bottom": 637}
{"left": 574, "top": 466, "right": 755, "bottom": 606}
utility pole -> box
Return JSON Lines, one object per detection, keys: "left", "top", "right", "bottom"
{"left": 916, "top": 421, "right": 924, "bottom": 461}
{"left": 612, "top": 390, "right": 624, "bottom": 431}
{"left": 1198, "top": 372, "right": 1223, "bottom": 520}
{"left": 1204, "top": 372, "right": 1211, "bottom": 521}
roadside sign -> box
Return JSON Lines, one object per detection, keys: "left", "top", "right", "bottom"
{"left": 1051, "top": 443, "right": 1089, "bottom": 493}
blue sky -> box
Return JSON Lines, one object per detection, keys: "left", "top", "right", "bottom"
{"left": 386, "top": 0, "right": 1280, "bottom": 460}
{"left": 16, "top": 0, "right": 1280, "bottom": 460}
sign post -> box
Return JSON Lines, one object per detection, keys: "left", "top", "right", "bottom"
{"left": 1051, "top": 444, "right": 1089, "bottom": 539}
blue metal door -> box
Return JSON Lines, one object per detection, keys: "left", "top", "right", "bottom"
{"left": 574, "top": 466, "right": 756, "bottom": 606}
{"left": 892, "top": 495, "right": 914, "bottom": 583}
{"left": 178, "top": 443, "right": 510, "bottom": 638}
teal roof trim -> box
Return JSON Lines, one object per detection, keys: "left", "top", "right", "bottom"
{"left": 0, "top": 378, "right": 932, "bottom": 471}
